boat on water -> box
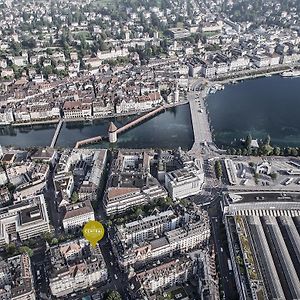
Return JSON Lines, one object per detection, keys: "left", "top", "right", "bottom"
{"left": 281, "top": 70, "right": 300, "bottom": 78}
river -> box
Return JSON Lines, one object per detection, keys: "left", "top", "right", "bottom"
{"left": 0, "top": 104, "right": 194, "bottom": 150}
{"left": 1, "top": 76, "right": 299, "bottom": 150}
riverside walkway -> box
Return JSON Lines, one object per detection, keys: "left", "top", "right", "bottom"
{"left": 49, "top": 119, "right": 63, "bottom": 148}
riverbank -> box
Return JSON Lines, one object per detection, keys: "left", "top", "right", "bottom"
{"left": 3, "top": 100, "right": 188, "bottom": 128}
{"left": 212, "top": 63, "right": 299, "bottom": 83}
{"left": 11, "top": 119, "right": 60, "bottom": 127}
{"left": 0, "top": 104, "right": 194, "bottom": 149}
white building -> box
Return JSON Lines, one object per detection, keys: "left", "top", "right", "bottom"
{"left": 96, "top": 48, "right": 129, "bottom": 60}
{"left": 0, "top": 167, "right": 8, "bottom": 185}
{"left": 108, "top": 122, "right": 117, "bottom": 143}
{"left": 165, "top": 162, "right": 204, "bottom": 200}
{"left": 0, "top": 109, "right": 14, "bottom": 125}
{"left": 0, "top": 195, "right": 50, "bottom": 247}
{"left": 229, "top": 57, "right": 250, "bottom": 71}
{"left": 133, "top": 257, "right": 195, "bottom": 296}
{"left": 115, "top": 207, "right": 210, "bottom": 268}
{"left": 63, "top": 101, "right": 83, "bottom": 119}
{"left": 117, "top": 210, "right": 180, "bottom": 246}
{"left": 252, "top": 55, "right": 270, "bottom": 68}
{"left": 105, "top": 185, "right": 167, "bottom": 216}
{"left": 62, "top": 200, "right": 95, "bottom": 231}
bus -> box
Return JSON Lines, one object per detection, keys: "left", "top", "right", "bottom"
{"left": 227, "top": 258, "right": 233, "bottom": 271}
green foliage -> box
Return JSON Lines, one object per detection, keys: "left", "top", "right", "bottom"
{"left": 7, "top": 182, "right": 15, "bottom": 193}
{"left": 51, "top": 238, "right": 59, "bottom": 245}
{"left": 270, "top": 172, "right": 277, "bottom": 180}
{"left": 214, "top": 160, "right": 222, "bottom": 179}
{"left": 254, "top": 173, "right": 259, "bottom": 185}
{"left": 105, "top": 290, "right": 122, "bottom": 300}
{"left": 71, "top": 191, "right": 79, "bottom": 203}
{"left": 110, "top": 196, "right": 174, "bottom": 225}
{"left": 204, "top": 44, "right": 221, "bottom": 51}
{"left": 273, "top": 147, "right": 281, "bottom": 156}
{"left": 227, "top": 134, "right": 300, "bottom": 157}
{"left": 245, "top": 133, "right": 252, "bottom": 149}
{"left": 19, "top": 246, "right": 33, "bottom": 257}
{"left": 5, "top": 243, "right": 16, "bottom": 256}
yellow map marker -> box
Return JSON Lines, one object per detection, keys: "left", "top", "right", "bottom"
{"left": 83, "top": 220, "right": 105, "bottom": 247}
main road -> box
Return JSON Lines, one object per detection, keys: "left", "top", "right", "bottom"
{"left": 188, "top": 88, "right": 213, "bottom": 153}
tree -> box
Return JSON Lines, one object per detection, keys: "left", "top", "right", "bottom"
{"left": 245, "top": 133, "right": 252, "bottom": 149}
{"left": 273, "top": 147, "right": 281, "bottom": 156}
{"left": 134, "top": 207, "right": 144, "bottom": 218}
{"left": 43, "top": 231, "right": 54, "bottom": 243}
{"left": 19, "top": 246, "right": 33, "bottom": 257}
{"left": 51, "top": 238, "right": 59, "bottom": 245}
{"left": 254, "top": 173, "right": 259, "bottom": 185}
{"left": 164, "top": 196, "right": 173, "bottom": 206}
{"left": 105, "top": 291, "right": 122, "bottom": 300}
{"left": 236, "top": 148, "right": 242, "bottom": 156}
{"left": 291, "top": 148, "right": 298, "bottom": 156}
{"left": 242, "top": 148, "right": 248, "bottom": 156}
{"left": 214, "top": 160, "right": 222, "bottom": 179}
{"left": 71, "top": 192, "right": 79, "bottom": 203}
{"left": 260, "top": 144, "right": 273, "bottom": 156}
{"left": 264, "top": 134, "right": 271, "bottom": 146}
{"left": 5, "top": 243, "right": 16, "bottom": 256}
{"left": 270, "top": 172, "right": 277, "bottom": 181}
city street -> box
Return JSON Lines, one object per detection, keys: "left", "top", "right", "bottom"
{"left": 209, "top": 202, "right": 238, "bottom": 300}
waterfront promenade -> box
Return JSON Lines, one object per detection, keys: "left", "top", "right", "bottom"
{"left": 213, "top": 63, "right": 299, "bottom": 83}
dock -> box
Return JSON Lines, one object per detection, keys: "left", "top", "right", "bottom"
{"left": 49, "top": 119, "right": 63, "bottom": 148}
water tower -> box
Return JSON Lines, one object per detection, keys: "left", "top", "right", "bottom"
{"left": 108, "top": 122, "right": 117, "bottom": 143}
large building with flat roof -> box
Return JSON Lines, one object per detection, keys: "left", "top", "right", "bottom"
{"left": 222, "top": 192, "right": 300, "bottom": 300}
{"left": 104, "top": 150, "right": 167, "bottom": 215}
{"left": 0, "top": 194, "right": 50, "bottom": 247}
{"left": 165, "top": 160, "right": 204, "bottom": 200}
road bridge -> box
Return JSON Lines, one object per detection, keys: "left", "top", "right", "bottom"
{"left": 188, "top": 88, "right": 214, "bottom": 154}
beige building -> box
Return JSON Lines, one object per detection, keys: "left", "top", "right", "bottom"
{"left": 132, "top": 257, "right": 195, "bottom": 297}
{"left": 114, "top": 207, "right": 210, "bottom": 269}
{"left": 0, "top": 253, "right": 36, "bottom": 300}
{"left": 49, "top": 239, "right": 108, "bottom": 298}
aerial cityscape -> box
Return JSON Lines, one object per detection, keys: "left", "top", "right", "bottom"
{"left": 0, "top": 0, "right": 300, "bottom": 299}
